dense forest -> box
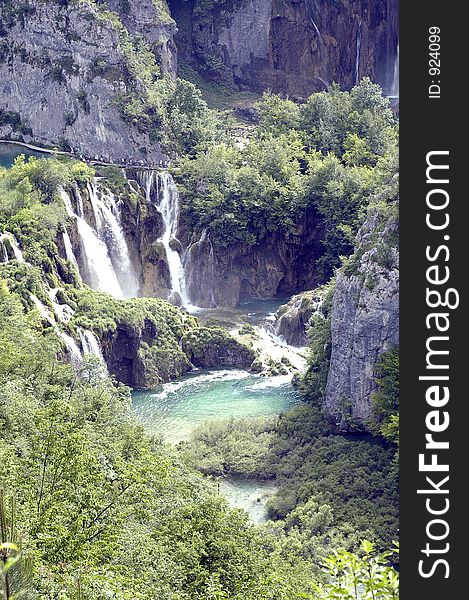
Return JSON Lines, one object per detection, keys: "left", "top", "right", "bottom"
{"left": 0, "top": 0, "right": 399, "bottom": 598}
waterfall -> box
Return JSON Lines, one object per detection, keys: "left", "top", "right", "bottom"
{"left": 30, "top": 294, "right": 56, "bottom": 326}
{"left": 310, "top": 18, "right": 321, "bottom": 39}
{"left": 0, "top": 232, "right": 25, "bottom": 263}
{"left": 62, "top": 230, "right": 79, "bottom": 268}
{"left": 61, "top": 186, "right": 138, "bottom": 298}
{"left": 355, "top": 25, "right": 362, "bottom": 85}
{"left": 142, "top": 170, "right": 158, "bottom": 204}
{"left": 0, "top": 237, "right": 7, "bottom": 263}
{"left": 30, "top": 293, "right": 83, "bottom": 366}
{"left": 154, "top": 173, "right": 190, "bottom": 307}
{"left": 185, "top": 229, "right": 217, "bottom": 308}
{"left": 57, "top": 331, "right": 83, "bottom": 367}
{"left": 48, "top": 288, "right": 74, "bottom": 324}
{"left": 77, "top": 327, "right": 108, "bottom": 374}
{"left": 30, "top": 290, "right": 107, "bottom": 371}
{"left": 390, "top": 42, "right": 399, "bottom": 98}
{"left": 86, "top": 181, "right": 139, "bottom": 298}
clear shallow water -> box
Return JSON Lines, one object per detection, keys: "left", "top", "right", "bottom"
{"left": 132, "top": 368, "right": 302, "bottom": 444}
{"left": 219, "top": 478, "right": 278, "bottom": 524}
{"left": 0, "top": 143, "right": 51, "bottom": 168}
{"left": 192, "top": 297, "right": 290, "bottom": 327}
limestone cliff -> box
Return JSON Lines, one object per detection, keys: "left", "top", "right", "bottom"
{"left": 0, "top": 0, "right": 176, "bottom": 162}
{"left": 181, "top": 206, "right": 325, "bottom": 308}
{"left": 323, "top": 200, "right": 399, "bottom": 428}
{"left": 170, "top": 0, "right": 399, "bottom": 97}
{"left": 274, "top": 290, "right": 322, "bottom": 346}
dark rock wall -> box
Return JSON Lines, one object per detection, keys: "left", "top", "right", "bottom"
{"left": 170, "top": 0, "right": 399, "bottom": 97}
{"left": 182, "top": 206, "right": 325, "bottom": 307}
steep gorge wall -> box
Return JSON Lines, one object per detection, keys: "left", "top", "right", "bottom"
{"left": 323, "top": 203, "right": 399, "bottom": 428}
{"left": 181, "top": 206, "right": 325, "bottom": 307}
{"left": 170, "top": 0, "right": 398, "bottom": 97}
{"left": 0, "top": 0, "right": 175, "bottom": 162}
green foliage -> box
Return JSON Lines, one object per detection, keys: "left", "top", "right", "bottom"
{"left": 0, "top": 60, "right": 400, "bottom": 598}
{"left": 181, "top": 326, "right": 255, "bottom": 368}
{"left": 71, "top": 287, "right": 194, "bottom": 334}
{"left": 0, "top": 284, "right": 284, "bottom": 597}
{"left": 0, "top": 156, "right": 94, "bottom": 275}
{"left": 181, "top": 417, "right": 277, "bottom": 478}
{"left": 256, "top": 92, "right": 300, "bottom": 135}
{"left": 174, "top": 133, "right": 305, "bottom": 247}
{"left": 175, "top": 79, "right": 398, "bottom": 272}
{"left": 370, "top": 348, "right": 399, "bottom": 446}
{"left": 166, "top": 78, "right": 229, "bottom": 155}
{"left": 185, "top": 404, "right": 399, "bottom": 549}
{"left": 307, "top": 540, "right": 399, "bottom": 600}
{"left": 0, "top": 280, "right": 400, "bottom": 599}
{"left": 94, "top": 164, "right": 138, "bottom": 204}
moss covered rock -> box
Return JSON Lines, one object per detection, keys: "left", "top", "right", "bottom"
{"left": 182, "top": 326, "right": 255, "bottom": 369}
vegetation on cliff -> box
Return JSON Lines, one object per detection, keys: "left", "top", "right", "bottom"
{"left": 174, "top": 79, "right": 398, "bottom": 279}
{"left": 183, "top": 404, "right": 399, "bottom": 551}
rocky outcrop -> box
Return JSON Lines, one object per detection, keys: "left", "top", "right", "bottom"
{"left": 0, "top": 0, "right": 175, "bottom": 162}
{"left": 121, "top": 171, "right": 172, "bottom": 298}
{"left": 102, "top": 321, "right": 256, "bottom": 388}
{"left": 100, "top": 317, "right": 193, "bottom": 388}
{"left": 181, "top": 327, "right": 256, "bottom": 369}
{"left": 323, "top": 204, "right": 399, "bottom": 428}
{"left": 274, "top": 290, "right": 322, "bottom": 346}
{"left": 182, "top": 207, "right": 325, "bottom": 308}
{"left": 170, "top": 0, "right": 399, "bottom": 97}
{"left": 72, "top": 291, "right": 255, "bottom": 388}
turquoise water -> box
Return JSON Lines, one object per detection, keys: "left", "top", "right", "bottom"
{"left": 132, "top": 365, "right": 302, "bottom": 522}
{"left": 0, "top": 143, "right": 51, "bottom": 168}
{"left": 132, "top": 368, "right": 302, "bottom": 444}
{"left": 219, "top": 478, "right": 278, "bottom": 525}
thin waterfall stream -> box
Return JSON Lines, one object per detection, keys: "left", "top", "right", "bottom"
{"left": 156, "top": 173, "right": 190, "bottom": 307}
{"left": 390, "top": 42, "right": 399, "bottom": 98}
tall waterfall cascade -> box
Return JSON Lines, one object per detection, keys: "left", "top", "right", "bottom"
{"left": 157, "top": 173, "right": 190, "bottom": 307}
{"left": 1, "top": 220, "right": 107, "bottom": 370}
{"left": 61, "top": 182, "right": 139, "bottom": 298}
{"left": 139, "top": 171, "right": 192, "bottom": 308}
{"left": 355, "top": 25, "right": 362, "bottom": 85}
{"left": 184, "top": 229, "right": 217, "bottom": 309}
{"left": 87, "top": 181, "right": 139, "bottom": 298}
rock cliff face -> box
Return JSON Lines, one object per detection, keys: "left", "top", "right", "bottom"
{"left": 170, "top": 0, "right": 399, "bottom": 97}
{"left": 100, "top": 314, "right": 192, "bottom": 387}
{"left": 100, "top": 317, "right": 256, "bottom": 388}
{"left": 323, "top": 204, "right": 399, "bottom": 428}
{"left": 182, "top": 207, "right": 325, "bottom": 308}
{"left": 0, "top": 0, "right": 175, "bottom": 161}
{"left": 274, "top": 290, "right": 322, "bottom": 346}
{"left": 101, "top": 0, "right": 178, "bottom": 75}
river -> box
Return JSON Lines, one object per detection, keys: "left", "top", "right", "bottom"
{"left": 132, "top": 298, "right": 306, "bottom": 523}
